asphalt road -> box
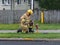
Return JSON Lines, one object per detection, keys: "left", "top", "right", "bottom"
{"left": 0, "top": 40, "right": 60, "bottom": 45}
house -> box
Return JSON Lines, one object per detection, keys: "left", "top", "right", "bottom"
{"left": 0, "top": 0, "right": 39, "bottom": 10}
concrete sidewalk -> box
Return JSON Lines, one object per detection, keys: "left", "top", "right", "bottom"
{"left": 0, "top": 30, "right": 60, "bottom": 33}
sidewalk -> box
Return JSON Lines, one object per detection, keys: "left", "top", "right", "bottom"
{"left": 0, "top": 30, "right": 60, "bottom": 33}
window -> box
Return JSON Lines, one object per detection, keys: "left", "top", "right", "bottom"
{"left": 2, "top": 0, "right": 11, "bottom": 5}
{"left": 28, "top": 0, "right": 31, "bottom": 4}
{"left": 8, "top": 0, "right": 10, "bottom": 4}
{"left": 24, "top": 0, "right": 26, "bottom": 2}
{"left": 2, "top": 0, "right": 4, "bottom": 4}
{"left": 17, "top": 0, "right": 21, "bottom": 4}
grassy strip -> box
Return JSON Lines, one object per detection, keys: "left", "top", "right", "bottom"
{"left": 0, "top": 23, "right": 60, "bottom": 30}
{"left": 0, "top": 33, "right": 60, "bottom": 38}
{"left": 0, "top": 24, "right": 19, "bottom": 30}
{"left": 38, "top": 24, "right": 60, "bottom": 30}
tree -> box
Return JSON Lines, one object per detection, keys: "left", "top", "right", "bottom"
{"left": 36, "top": 0, "right": 60, "bottom": 10}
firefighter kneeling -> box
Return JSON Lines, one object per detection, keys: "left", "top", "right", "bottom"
{"left": 20, "top": 9, "right": 34, "bottom": 33}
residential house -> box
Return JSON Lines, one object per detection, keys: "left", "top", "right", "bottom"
{"left": 0, "top": 0, "right": 39, "bottom": 10}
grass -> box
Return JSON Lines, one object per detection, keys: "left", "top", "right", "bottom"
{"left": 0, "top": 33, "right": 60, "bottom": 38}
{"left": 0, "top": 21, "right": 60, "bottom": 38}
{"left": 38, "top": 24, "right": 60, "bottom": 30}
{"left": 0, "top": 24, "right": 19, "bottom": 30}
{"left": 34, "top": 21, "right": 60, "bottom": 30}
{"left": 0, "top": 21, "right": 60, "bottom": 30}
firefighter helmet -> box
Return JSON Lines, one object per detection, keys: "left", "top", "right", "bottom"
{"left": 27, "top": 9, "right": 33, "bottom": 15}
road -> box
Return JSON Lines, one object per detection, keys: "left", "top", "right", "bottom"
{"left": 0, "top": 40, "right": 60, "bottom": 45}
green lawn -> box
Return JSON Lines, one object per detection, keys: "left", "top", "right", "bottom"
{"left": 0, "top": 33, "right": 60, "bottom": 38}
{"left": 0, "top": 24, "right": 19, "bottom": 30}
{"left": 0, "top": 23, "right": 60, "bottom": 30}
{"left": 34, "top": 21, "right": 60, "bottom": 30}
{"left": 38, "top": 24, "right": 60, "bottom": 30}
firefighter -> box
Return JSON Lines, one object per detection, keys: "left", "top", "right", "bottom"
{"left": 20, "top": 9, "right": 33, "bottom": 33}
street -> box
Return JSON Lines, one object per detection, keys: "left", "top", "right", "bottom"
{"left": 0, "top": 40, "right": 60, "bottom": 45}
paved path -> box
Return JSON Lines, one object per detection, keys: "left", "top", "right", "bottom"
{"left": 0, "top": 30, "right": 60, "bottom": 33}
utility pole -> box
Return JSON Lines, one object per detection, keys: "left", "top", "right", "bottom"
{"left": 31, "top": 0, "right": 34, "bottom": 10}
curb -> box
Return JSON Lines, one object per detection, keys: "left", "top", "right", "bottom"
{"left": 0, "top": 38, "right": 60, "bottom": 41}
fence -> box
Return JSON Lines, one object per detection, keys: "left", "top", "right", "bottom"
{"left": 44, "top": 10, "right": 60, "bottom": 23}
{"left": 0, "top": 10, "right": 40, "bottom": 24}
{"left": 0, "top": 10, "right": 26, "bottom": 24}
{"left": 0, "top": 10, "right": 60, "bottom": 24}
